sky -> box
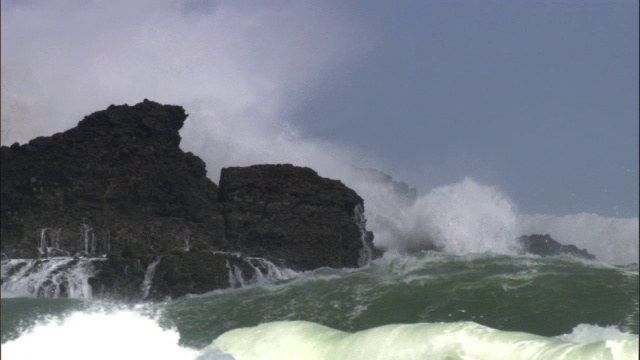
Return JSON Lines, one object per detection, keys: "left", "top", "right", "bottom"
{"left": 1, "top": 0, "right": 638, "bottom": 218}
{"left": 294, "top": 0, "right": 639, "bottom": 217}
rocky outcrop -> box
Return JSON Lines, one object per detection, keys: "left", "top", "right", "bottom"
{"left": 1, "top": 100, "right": 373, "bottom": 300}
{"left": 219, "top": 164, "right": 374, "bottom": 270}
{"left": 1, "top": 99, "right": 227, "bottom": 260}
{"left": 519, "top": 234, "right": 595, "bottom": 260}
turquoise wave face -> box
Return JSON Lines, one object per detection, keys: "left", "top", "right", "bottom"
{"left": 2, "top": 253, "right": 638, "bottom": 359}
{"left": 160, "top": 253, "right": 638, "bottom": 348}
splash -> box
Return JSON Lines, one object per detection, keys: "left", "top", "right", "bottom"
{"left": 1, "top": 310, "right": 204, "bottom": 360}
{"left": 1, "top": 0, "right": 369, "bottom": 178}
{"left": 348, "top": 174, "right": 638, "bottom": 264}
{"left": 354, "top": 177, "right": 519, "bottom": 256}
{"left": 2, "top": 1, "right": 635, "bottom": 267}
{"left": 518, "top": 213, "right": 639, "bottom": 265}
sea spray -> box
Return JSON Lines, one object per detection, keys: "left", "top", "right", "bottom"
{"left": 518, "top": 213, "right": 639, "bottom": 265}
{"left": 355, "top": 177, "right": 520, "bottom": 255}
{"left": 350, "top": 175, "right": 638, "bottom": 264}
{"left": 1, "top": 310, "right": 202, "bottom": 360}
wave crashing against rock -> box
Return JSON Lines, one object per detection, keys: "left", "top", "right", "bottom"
{"left": 0, "top": 100, "right": 374, "bottom": 300}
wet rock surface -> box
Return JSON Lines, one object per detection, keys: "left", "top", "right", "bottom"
{"left": 1, "top": 100, "right": 373, "bottom": 300}
{"left": 219, "top": 164, "right": 374, "bottom": 271}
{"left": 1, "top": 99, "right": 227, "bottom": 260}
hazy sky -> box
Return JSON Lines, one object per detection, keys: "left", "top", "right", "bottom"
{"left": 1, "top": 0, "right": 638, "bottom": 218}
{"left": 294, "top": 0, "right": 639, "bottom": 217}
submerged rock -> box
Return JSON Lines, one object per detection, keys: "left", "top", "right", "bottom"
{"left": 518, "top": 234, "right": 595, "bottom": 260}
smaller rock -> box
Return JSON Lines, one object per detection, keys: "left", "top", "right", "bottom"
{"left": 518, "top": 234, "right": 595, "bottom": 260}
{"left": 219, "top": 164, "right": 373, "bottom": 270}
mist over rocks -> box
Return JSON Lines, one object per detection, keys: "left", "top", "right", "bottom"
{"left": 0, "top": 100, "right": 601, "bottom": 301}
{"left": 350, "top": 167, "right": 417, "bottom": 207}
{"left": 1, "top": 100, "right": 373, "bottom": 300}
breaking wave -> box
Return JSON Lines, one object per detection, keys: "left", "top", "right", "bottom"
{"left": 2, "top": 309, "right": 637, "bottom": 360}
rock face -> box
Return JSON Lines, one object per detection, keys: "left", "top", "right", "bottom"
{"left": 1, "top": 99, "right": 227, "bottom": 259}
{"left": 519, "top": 234, "right": 595, "bottom": 260}
{"left": 219, "top": 164, "right": 374, "bottom": 270}
{"left": 1, "top": 100, "right": 373, "bottom": 300}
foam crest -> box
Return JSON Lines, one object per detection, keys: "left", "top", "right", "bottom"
{"left": 1, "top": 310, "right": 203, "bottom": 360}
{"left": 210, "top": 320, "right": 639, "bottom": 360}
{"left": 556, "top": 324, "right": 635, "bottom": 343}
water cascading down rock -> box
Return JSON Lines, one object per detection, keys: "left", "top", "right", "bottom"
{"left": 0, "top": 100, "right": 375, "bottom": 300}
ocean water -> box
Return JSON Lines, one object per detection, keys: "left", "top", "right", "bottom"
{"left": 1, "top": 173, "right": 638, "bottom": 360}
{"left": 1, "top": 2, "right": 638, "bottom": 359}
{"left": 2, "top": 251, "right": 638, "bottom": 359}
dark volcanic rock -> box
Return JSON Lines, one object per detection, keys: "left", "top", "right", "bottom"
{"left": 145, "top": 251, "right": 232, "bottom": 300}
{"left": 519, "top": 234, "right": 595, "bottom": 260}
{"left": 89, "top": 255, "right": 153, "bottom": 301}
{"left": 1, "top": 99, "right": 227, "bottom": 259}
{"left": 219, "top": 164, "right": 374, "bottom": 270}
{"left": 1, "top": 101, "right": 376, "bottom": 300}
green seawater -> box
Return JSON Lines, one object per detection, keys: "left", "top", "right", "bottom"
{"left": 1, "top": 253, "right": 638, "bottom": 359}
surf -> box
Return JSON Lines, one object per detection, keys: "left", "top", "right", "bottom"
{"left": 2, "top": 308, "right": 637, "bottom": 360}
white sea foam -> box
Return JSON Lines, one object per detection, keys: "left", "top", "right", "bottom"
{"left": 348, "top": 176, "right": 638, "bottom": 265}
{"left": 4, "top": 309, "right": 636, "bottom": 360}
{"left": 350, "top": 177, "right": 520, "bottom": 256}
{"left": 1, "top": 310, "right": 204, "bottom": 360}
{"left": 210, "top": 320, "right": 639, "bottom": 360}
{"left": 556, "top": 324, "right": 635, "bottom": 344}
